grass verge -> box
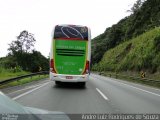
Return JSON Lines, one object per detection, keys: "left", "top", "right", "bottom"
{"left": 0, "top": 66, "right": 30, "bottom": 81}
{"left": 99, "top": 71, "right": 160, "bottom": 89}
{"left": 0, "top": 74, "right": 49, "bottom": 89}
{"left": 0, "top": 71, "right": 29, "bottom": 81}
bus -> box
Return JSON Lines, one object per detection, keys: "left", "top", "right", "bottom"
{"left": 50, "top": 24, "right": 91, "bottom": 86}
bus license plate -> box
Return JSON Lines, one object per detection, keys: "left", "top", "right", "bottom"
{"left": 66, "top": 76, "right": 73, "bottom": 79}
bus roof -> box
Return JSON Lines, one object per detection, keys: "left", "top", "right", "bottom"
{"left": 56, "top": 24, "right": 88, "bottom": 28}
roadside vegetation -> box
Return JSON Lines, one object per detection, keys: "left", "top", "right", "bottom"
{"left": 0, "top": 65, "right": 28, "bottom": 81}
{"left": 92, "top": 28, "right": 160, "bottom": 74}
{"left": 92, "top": 28, "right": 160, "bottom": 88}
{"left": 98, "top": 71, "right": 160, "bottom": 89}
{"left": 91, "top": 0, "right": 160, "bottom": 87}
{"left": 92, "top": 0, "right": 160, "bottom": 65}
{"left": 0, "top": 74, "right": 48, "bottom": 89}
{"left": 0, "top": 30, "right": 49, "bottom": 88}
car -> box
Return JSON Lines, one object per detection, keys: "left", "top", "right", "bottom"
{"left": 0, "top": 91, "right": 70, "bottom": 120}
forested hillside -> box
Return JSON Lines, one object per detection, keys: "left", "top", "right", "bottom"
{"left": 92, "top": 0, "right": 160, "bottom": 66}
{"left": 92, "top": 28, "right": 160, "bottom": 73}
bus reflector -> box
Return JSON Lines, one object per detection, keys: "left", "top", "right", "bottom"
{"left": 82, "top": 60, "right": 89, "bottom": 75}
{"left": 50, "top": 59, "right": 57, "bottom": 73}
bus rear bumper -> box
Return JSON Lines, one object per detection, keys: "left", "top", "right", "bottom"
{"left": 50, "top": 72, "right": 89, "bottom": 82}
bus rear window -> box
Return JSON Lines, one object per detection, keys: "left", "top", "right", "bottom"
{"left": 54, "top": 25, "right": 88, "bottom": 40}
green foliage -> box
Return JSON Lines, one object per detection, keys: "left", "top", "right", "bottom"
{"left": 26, "top": 50, "right": 49, "bottom": 72}
{"left": 154, "top": 35, "right": 160, "bottom": 52}
{"left": 15, "top": 75, "right": 48, "bottom": 85}
{"left": 5, "top": 30, "right": 49, "bottom": 73}
{"left": 127, "top": 0, "right": 145, "bottom": 13}
{"left": 8, "top": 30, "right": 36, "bottom": 54}
{"left": 92, "top": 0, "right": 160, "bottom": 65}
{"left": 0, "top": 65, "right": 28, "bottom": 81}
{"left": 93, "top": 28, "right": 160, "bottom": 73}
{"left": 0, "top": 56, "right": 17, "bottom": 69}
{"left": 0, "top": 75, "right": 49, "bottom": 88}
{"left": 4, "top": 51, "right": 49, "bottom": 72}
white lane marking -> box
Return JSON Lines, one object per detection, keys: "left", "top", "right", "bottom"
{"left": 96, "top": 88, "right": 109, "bottom": 101}
{"left": 93, "top": 74, "right": 160, "bottom": 97}
{"left": 0, "top": 91, "right": 5, "bottom": 95}
{"left": 7, "top": 83, "right": 47, "bottom": 95}
{"left": 12, "top": 82, "right": 50, "bottom": 100}
{"left": 117, "top": 81, "right": 160, "bottom": 97}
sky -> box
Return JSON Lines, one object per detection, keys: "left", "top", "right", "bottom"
{"left": 0, "top": 0, "right": 137, "bottom": 58}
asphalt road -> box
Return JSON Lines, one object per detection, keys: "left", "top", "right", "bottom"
{"left": 2, "top": 74, "right": 160, "bottom": 114}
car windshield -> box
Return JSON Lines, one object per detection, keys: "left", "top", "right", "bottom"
{"left": 1, "top": 0, "right": 160, "bottom": 119}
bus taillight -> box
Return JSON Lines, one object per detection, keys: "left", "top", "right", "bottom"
{"left": 50, "top": 59, "right": 57, "bottom": 73}
{"left": 83, "top": 60, "right": 89, "bottom": 75}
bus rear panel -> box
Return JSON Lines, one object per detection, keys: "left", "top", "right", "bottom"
{"left": 50, "top": 25, "right": 91, "bottom": 85}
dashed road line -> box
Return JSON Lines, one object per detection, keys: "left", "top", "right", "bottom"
{"left": 96, "top": 88, "right": 109, "bottom": 101}
{"left": 12, "top": 81, "right": 50, "bottom": 100}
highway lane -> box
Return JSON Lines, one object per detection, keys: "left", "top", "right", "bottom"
{"left": 11, "top": 80, "right": 116, "bottom": 113}
{"left": 91, "top": 74, "right": 160, "bottom": 113}
{"left": 4, "top": 74, "right": 160, "bottom": 114}
{"left": 1, "top": 79, "right": 50, "bottom": 98}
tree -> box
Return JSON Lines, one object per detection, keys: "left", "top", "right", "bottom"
{"left": 127, "top": 0, "right": 145, "bottom": 13}
{"left": 8, "top": 30, "right": 37, "bottom": 71}
{"left": 29, "top": 50, "right": 49, "bottom": 72}
{"left": 8, "top": 30, "right": 36, "bottom": 55}
{"left": 7, "top": 30, "right": 49, "bottom": 72}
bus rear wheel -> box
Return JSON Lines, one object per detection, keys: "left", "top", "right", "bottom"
{"left": 79, "top": 82, "right": 86, "bottom": 87}
{"left": 55, "top": 81, "right": 61, "bottom": 85}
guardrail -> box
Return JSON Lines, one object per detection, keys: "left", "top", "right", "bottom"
{"left": 99, "top": 72, "right": 160, "bottom": 83}
{"left": 0, "top": 71, "right": 49, "bottom": 85}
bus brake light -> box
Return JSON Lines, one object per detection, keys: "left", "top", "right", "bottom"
{"left": 82, "top": 60, "right": 89, "bottom": 75}
{"left": 50, "top": 59, "right": 57, "bottom": 73}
